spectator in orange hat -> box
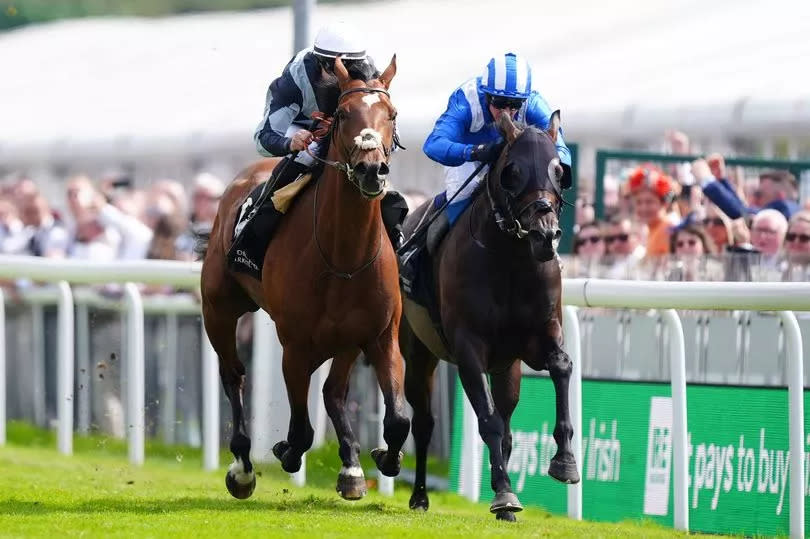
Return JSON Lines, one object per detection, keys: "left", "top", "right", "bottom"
{"left": 625, "top": 164, "right": 678, "bottom": 257}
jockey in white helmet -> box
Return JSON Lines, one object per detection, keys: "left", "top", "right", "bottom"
{"left": 423, "top": 52, "right": 572, "bottom": 225}
{"left": 231, "top": 24, "right": 406, "bottom": 277}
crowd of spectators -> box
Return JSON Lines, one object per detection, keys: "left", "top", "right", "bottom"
{"left": 0, "top": 171, "right": 225, "bottom": 272}
{"left": 567, "top": 132, "right": 810, "bottom": 283}
{"left": 1, "top": 130, "right": 808, "bottom": 288}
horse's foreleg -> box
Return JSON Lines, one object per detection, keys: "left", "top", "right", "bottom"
{"left": 403, "top": 335, "right": 438, "bottom": 511}
{"left": 203, "top": 306, "right": 255, "bottom": 499}
{"left": 490, "top": 361, "right": 522, "bottom": 521}
{"left": 273, "top": 345, "right": 314, "bottom": 474}
{"left": 547, "top": 341, "right": 580, "bottom": 484}
{"left": 454, "top": 329, "right": 522, "bottom": 515}
{"left": 365, "top": 320, "right": 410, "bottom": 477}
{"left": 323, "top": 350, "right": 366, "bottom": 500}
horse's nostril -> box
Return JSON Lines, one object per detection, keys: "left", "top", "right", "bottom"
{"left": 354, "top": 162, "right": 368, "bottom": 176}
{"left": 378, "top": 162, "right": 390, "bottom": 176}
{"left": 553, "top": 229, "right": 562, "bottom": 240}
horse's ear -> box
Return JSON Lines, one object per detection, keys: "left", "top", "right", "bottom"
{"left": 334, "top": 56, "right": 350, "bottom": 88}
{"left": 498, "top": 112, "right": 521, "bottom": 144}
{"left": 546, "top": 110, "right": 561, "bottom": 143}
{"left": 379, "top": 54, "right": 397, "bottom": 89}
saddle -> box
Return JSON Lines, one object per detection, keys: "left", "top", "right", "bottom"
{"left": 228, "top": 172, "right": 314, "bottom": 280}
{"left": 398, "top": 194, "right": 454, "bottom": 359}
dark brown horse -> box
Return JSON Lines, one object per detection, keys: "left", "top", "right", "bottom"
{"left": 199, "top": 56, "right": 409, "bottom": 501}
{"left": 401, "top": 112, "right": 579, "bottom": 520}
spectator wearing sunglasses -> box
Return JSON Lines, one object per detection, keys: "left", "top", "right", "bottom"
{"left": 667, "top": 223, "right": 718, "bottom": 281}
{"left": 701, "top": 205, "right": 734, "bottom": 251}
{"left": 423, "top": 52, "right": 572, "bottom": 227}
{"left": 783, "top": 211, "right": 810, "bottom": 281}
{"left": 573, "top": 221, "right": 604, "bottom": 258}
{"left": 603, "top": 216, "right": 646, "bottom": 279}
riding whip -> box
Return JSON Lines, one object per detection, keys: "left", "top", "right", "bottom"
{"left": 396, "top": 161, "right": 488, "bottom": 255}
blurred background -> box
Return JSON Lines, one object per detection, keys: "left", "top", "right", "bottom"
{"left": 2, "top": 0, "right": 810, "bottom": 465}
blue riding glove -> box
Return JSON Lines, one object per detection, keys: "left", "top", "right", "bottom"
{"left": 469, "top": 140, "right": 505, "bottom": 164}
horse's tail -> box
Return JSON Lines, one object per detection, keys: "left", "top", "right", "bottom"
{"left": 192, "top": 226, "right": 212, "bottom": 260}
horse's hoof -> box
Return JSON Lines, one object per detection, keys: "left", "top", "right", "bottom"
{"left": 225, "top": 468, "right": 256, "bottom": 500}
{"left": 272, "top": 440, "right": 290, "bottom": 460}
{"left": 495, "top": 510, "right": 517, "bottom": 522}
{"left": 409, "top": 489, "right": 429, "bottom": 511}
{"left": 370, "top": 447, "right": 403, "bottom": 477}
{"left": 548, "top": 454, "right": 580, "bottom": 484}
{"left": 336, "top": 468, "right": 367, "bottom": 500}
{"left": 489, "top": 491, "right": 523, "bottom": 513}
{"left": 273, "top": 441, "right": 302, "bottom": 473}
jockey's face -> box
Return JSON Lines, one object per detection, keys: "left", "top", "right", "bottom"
{"left": 487, "top": 95, "right": 524, "bottom": 122}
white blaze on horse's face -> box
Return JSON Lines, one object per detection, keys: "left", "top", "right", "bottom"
{"left": 361, "top": 93, "right": 381, "bottom": 108}
{"left": 354, "top": 128, "right": 383, "bottom": 151}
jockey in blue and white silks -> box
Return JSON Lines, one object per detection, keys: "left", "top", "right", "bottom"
{"left": 423, "top": 52, "right": 572, "bottom": 224}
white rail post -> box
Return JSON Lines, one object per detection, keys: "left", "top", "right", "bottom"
{"left": 377, "top": 387, "right": 394, "bottom": 495}
{"left": 76, "top": 302, "right": 90, "bottom": 435}
{"left": 0, "top": 287, "right": 5, "bottom": 446}
{"left": 161, "top": 313, "right": 178, "bottom": 444}
{"left": 57, "top": 282, "right": 74, "bottom": 455}
{"left": 31, "top": 304, "right": 46, "bottom": 427}
{"left": 778, "top": 311, "right": 804, "bottom": 539}
{"left": 124, "top": 283, "right": 145, "bottom": 466}
{"left": 458, "top": 394, "right": 482, "bottom": 502}
{"left": 251, "top": 310, "right": 274, "bottom": 461}
{"left": 662, "top": 309, "right": 688, "bottom": 532}
{"left": 201, "top": 327, "right": 220, "bottom": 471}
{"left": 563, "top": 306, "right": 583, "bottom": 520}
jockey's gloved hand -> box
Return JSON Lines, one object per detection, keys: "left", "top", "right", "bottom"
{"left": 470, "top": 140, "right": 505, "bottom": 163}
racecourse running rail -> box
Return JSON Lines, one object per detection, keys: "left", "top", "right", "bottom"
{"left": 0, "top": 256, "right": 808, "bottom": 537}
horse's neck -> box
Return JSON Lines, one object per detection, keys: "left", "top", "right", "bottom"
{"left": 316, "top": 157, "right": 381, "bottom": 269}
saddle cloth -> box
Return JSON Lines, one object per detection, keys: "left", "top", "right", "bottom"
{"left": 228, "top": 173, "right": 313, "bottom": 280}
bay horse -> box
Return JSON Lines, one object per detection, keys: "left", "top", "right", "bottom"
{"left": 401, "top": 112, "right": 579, "bottom": 520}
{"left": 199, "top": 56, "right": 409, "bottom": 501}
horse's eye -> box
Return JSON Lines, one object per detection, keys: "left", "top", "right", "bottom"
{"left": 389, "top": 111, "right": 398, "bottom": 122}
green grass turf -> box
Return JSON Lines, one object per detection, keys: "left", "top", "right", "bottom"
{"left": 0, "top": 421, "right": 709, "bottom": 538}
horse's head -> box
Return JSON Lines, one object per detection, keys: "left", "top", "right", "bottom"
{"left": 489, "top": 111, "right": 565, "bottom": 262}
{"left": 330, "top": 55, "right": 398, "bottom": 199}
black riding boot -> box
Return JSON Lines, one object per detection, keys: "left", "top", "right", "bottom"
{"left": 380, "top": 190, "right": 409, "bottom": 250}
{"left": 228, "top": 156, "right": 312, "bottom": 279}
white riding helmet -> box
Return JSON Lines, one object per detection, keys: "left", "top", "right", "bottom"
{"left": 313, "top": 23, "right": 366, "bottom": 61}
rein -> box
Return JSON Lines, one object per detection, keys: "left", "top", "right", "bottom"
{"left": 312, "top": 168, "right": 383, "bottom": 280}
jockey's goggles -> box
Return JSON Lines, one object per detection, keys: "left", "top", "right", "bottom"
{"left": 487, "top": 95, "right": 525, "bottom": 111}
{"left": 317, "top": 55, "right": 362, "bottom": 75}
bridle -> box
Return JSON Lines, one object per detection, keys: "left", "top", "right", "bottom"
{"left": 309, "top": 86, "right": 398, "bottom": 280}
{"left": 305, "top": 86, "right": 401, "bottom": 198}
{"left": 485, "top": 135, "right": 564, "bottom": 240}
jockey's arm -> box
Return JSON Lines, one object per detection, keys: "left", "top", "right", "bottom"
{"left": 422, "top": 89, "right": 475, "bottom": 167}
{"left": 253, "top": 69, "right": 304, "bottom": 157}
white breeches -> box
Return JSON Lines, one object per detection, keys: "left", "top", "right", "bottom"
{"left": 444, "top": 161, "right": 489, "bottom": 202}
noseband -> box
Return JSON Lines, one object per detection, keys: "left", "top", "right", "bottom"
{"left": 305, "top": 87, "right": 400, "bottom": 198}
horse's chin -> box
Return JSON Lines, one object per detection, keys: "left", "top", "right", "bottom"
{"left": 529, "top": 242, "right": 556, "bottom": 263}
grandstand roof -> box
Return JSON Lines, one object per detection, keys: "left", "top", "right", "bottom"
{"left": 1, "top": 0, "right": 808, "bottom": 158}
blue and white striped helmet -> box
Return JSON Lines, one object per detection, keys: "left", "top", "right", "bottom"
{"left": 480, "top": 52, "right": 532, "bottom": 99}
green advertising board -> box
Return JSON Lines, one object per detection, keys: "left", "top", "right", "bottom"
{"left": 449, "top": 377, "right": 809, "bottom": 536}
